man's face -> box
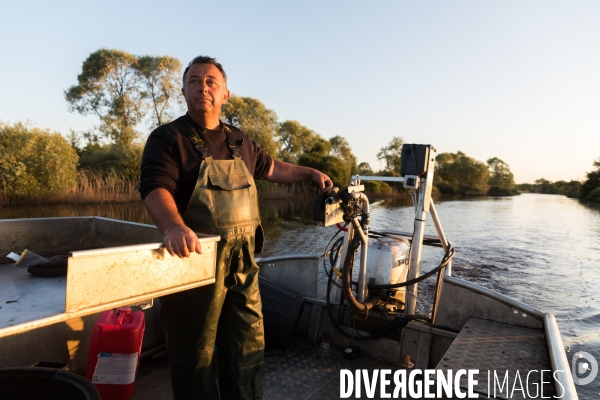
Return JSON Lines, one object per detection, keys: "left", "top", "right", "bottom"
{"left": 182, "top": 63, "right": 230, "bottom": 118}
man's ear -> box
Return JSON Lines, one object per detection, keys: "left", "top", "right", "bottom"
{"left": 223, "top": 89, "right": 230, "bottom": 104}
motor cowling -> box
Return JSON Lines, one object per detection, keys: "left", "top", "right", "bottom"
{"left": 365, "top": 237, "right": 410, "bottom": 303}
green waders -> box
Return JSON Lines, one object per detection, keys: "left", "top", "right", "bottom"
{"left": 160, "top": 129, "right": 264, "bottom": 400}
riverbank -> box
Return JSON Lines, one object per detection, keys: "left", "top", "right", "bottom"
{"left": 0, "top": 179, "right": 417, "bottom": 206}
{"left": 11, "top": 173, "right": 599, "bottom": 207}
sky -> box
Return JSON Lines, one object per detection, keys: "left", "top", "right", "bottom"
{"left": 1, "top": 1, "right": 599, "bottom": 184}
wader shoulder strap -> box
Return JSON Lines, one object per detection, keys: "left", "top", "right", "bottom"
{"left": 223, "top": 124, "right": 243, "bottom": 159}
{"left": 188, "top": 128, "right": 212, "bottom": 160}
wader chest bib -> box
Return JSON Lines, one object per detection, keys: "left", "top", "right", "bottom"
{"left": 161, "top": 127, "right": 265, "bottom": 400}
{"left": 182, "top": 153, "right": 261, "bottom": 239}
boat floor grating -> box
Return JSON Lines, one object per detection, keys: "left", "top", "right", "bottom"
{"left": 435, "top": 317, "right": 554, "bottom": 400}
{"left": 133, "top": 338, "right": 412, "bottom": 399}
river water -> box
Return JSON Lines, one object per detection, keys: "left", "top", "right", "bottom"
{"left": 2, "top": 193, "right": 599, "bottom": 397}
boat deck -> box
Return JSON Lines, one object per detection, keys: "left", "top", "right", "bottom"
{"left": 436, "top": 318, "right": 554, "bottom": 400}
{"left": 132, "top": 339, "right": 407, "bottom": 400}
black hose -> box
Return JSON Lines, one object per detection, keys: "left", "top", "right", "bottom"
{"left": 325, "top": 240, "right": 454, "bottom": 341}
{"left": 341, "top": 234, "right": 379, "bottom": 312}
{"left": 367, "top": 244, "right": 455, "bottom": 290}
{"left": 326, "top": 265, "right": 431, "bottom": 341}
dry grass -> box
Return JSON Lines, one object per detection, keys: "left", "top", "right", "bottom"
{"left": 0, "top": 172, "right": 315, "bottom": 206}
{"left": 0, "top": 170, "right": 140, "bottom": 206}
{"left": 0, "top": 174, "right": 410, "bottom": 207}
{"left": 67, "top": 170, "right": 140, "bottom": 203}
{"left": 257, "top": 182, "right": 316, "bottom": 199}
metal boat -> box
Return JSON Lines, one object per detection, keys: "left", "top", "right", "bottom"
{"left": 0, "top": 144, "right": 577, "bottom": 399}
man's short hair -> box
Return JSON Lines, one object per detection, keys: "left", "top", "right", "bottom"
{"left": 182, "top": 56, "right": 227, "bottom": 86}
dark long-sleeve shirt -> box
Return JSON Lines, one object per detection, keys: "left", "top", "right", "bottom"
{"left": 140, "top": 113, "right": 273, "bottom": 213}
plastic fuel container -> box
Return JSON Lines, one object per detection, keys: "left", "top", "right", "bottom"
{"left": 86, "top": 307, "right": 145, "bottom": 400}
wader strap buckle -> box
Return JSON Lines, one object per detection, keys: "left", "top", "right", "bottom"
{"left": 224, "top": 124, "right": 243, "bottom": 159}
{"left": 189, "top": 129, "right": 212, "bottom": 160}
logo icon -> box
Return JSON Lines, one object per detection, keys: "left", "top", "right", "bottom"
{"left": 189, "top": 134, "right": 202, "bottom": 144}
{"left": 572, "top": 351, "right": 598, "bottom": 386}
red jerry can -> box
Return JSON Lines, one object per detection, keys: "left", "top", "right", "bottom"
{"left": 86, "top": 307, "right": 145, "bottom": 400}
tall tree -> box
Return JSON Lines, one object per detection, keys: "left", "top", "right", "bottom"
{"left": 221, "top": 95, "right": 279, "bottom": 157}
{"left": 581, "top": 158, "right": 600, "bottom": 200}
{"left": 278, "top": 121, "right": 356, "bottom": 185}
{"left": 377, "top": 137, "right": 404, "bottom": 174}
{"left": 136, "top": 55, "right": 183, "bottom": 128}
{"left": 358, "top": 162, "right": 374, "bottom": 175}
{"left": 65, "top": 49, "right": 144, "bottom": 147}
{"left": 434, "top": 152, "right": 489, "bottom": 195}
{"left": 298, "top": 137, "right": 351, "bottom": 187}
{"left": 487, "top": 157, "right": 516, "bottom": 195}
{"left": 65, "top": 49, "right": 184, "bottom": 148}
{"left": 278, "top": 120, "right": 317, "bottom": 163}
{"left": 330, "top": 135, "right": 358, "bottom": 175}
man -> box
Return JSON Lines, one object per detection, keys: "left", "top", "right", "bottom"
{"left": 140, "top": 56, "right": 332, "bottom": 399}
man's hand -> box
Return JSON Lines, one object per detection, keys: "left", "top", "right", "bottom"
{"left": 164, "top": 224, "right": 202, "bottom": 258}
{"left": 311, "top": 170, "right": 334, "bottom": 193}
{"left": 144, "top": 188, "right": 202, "bottom": 259}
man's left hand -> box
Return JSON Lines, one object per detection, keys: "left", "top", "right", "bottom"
{"left": 312, "top": 170, "right": 334, "bottom": 193}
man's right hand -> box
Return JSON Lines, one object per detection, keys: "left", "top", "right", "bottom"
{"left": 164, "top": 224, "right": 202, "bottom": 258}
{"left": 144, "top": 188, "right": 203, "bottom": 259}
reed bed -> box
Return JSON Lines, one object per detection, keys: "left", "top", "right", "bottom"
{"left": 0, "top": 170, "right": 140, "bottom": 206}
{"left": 257, "top": 182, "right": 316, "bottom": 199}
{"left": 68, "top": 170, "right": 140, "bottom": 204}
{"left": 0, "top": 173, "right": 411, "bottom": 207}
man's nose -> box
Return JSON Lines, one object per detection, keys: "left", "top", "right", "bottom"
{"left": 200, "top": 82, "right": 208, "bottom": 92}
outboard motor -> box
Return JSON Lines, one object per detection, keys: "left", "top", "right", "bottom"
{"left": 314, "top": 143, "right": 455, "bottom": 341}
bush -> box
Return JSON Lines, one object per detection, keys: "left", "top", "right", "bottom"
{"left": 587, "top": 187, "right": 600, "bottom": 202}
{"left": 487, "top": 186, "right": 519, "bottom": 196}
{"left": 78, "top": 143, "right": 143, "bottom": 181}
{"left": 298, "top": 153, "right": 351, "bottom": 188}
{"left": 0, "top": 122, "right": 78, "bottom": 197}
{"left": 363, "top": 181, "right": 393, "bottom": 194}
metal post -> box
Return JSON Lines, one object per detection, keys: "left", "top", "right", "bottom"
{"left": 404, "top": 147, "right": 436, "bottom": 316}
{"left": 357, "top": 228, "right": 368, "bottom": 303}
{"left": 405, "top": 182, "right": 427, "bottom": 316}
{"left": 429, "top": 200, "right": 452, "bottom": 276}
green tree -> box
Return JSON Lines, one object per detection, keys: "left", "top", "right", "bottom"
{"left": 534, "top": 178, "right": 558, "bottom": 194}
{"left": 434, "top": 152, "right": 489, "bottom": 195}
{"left": 518, "top": 179, "right": 583, "bottom": 198}
{"left": 0, "top": 122, "right": 78, "bottom": 197}
{"left": 278, "top": 120, "right": 317, "bottom": 163}
{"left": 587, "top": 187, "right": 600, "bottom": 202}
{"left": 358, "top": 162, "right": 374, "bottom": 175}
{"left": 77, "top": 142, "right": 143, "bottom": 181}
{"left": 65, "top": 49, "right": 184, "bottom": 147}
{"left": 65, "top": 49, "right": 144, "bottom": 147}
{"left": 221, "top": 95, "right": 279, "bottom": 157}
{"left": 486, "top": 157, "right": 517, "bottom": 196}
{"left": 277, "top": 121, "right": 357, "bottom": 186}
{"left": 377, "top": 137, "right": 404, "bottom": 174}
{"left": 136, "top": 55, "right": 183, "bottom": 128}
{"left": 330, "top": 135, "right": 358, "bottom": 175}
{"left": 357, "top": 162, "right": 393, "bottom": 194}
{"left": 581, "top": 158, "right": 600, "bottom": 201}
{"left": 298, "top": 136, "right": 350, "bottom": 187}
